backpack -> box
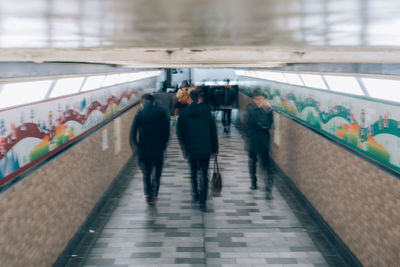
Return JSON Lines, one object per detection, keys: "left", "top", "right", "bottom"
{"left": 210, "top": 86, "right": 225, "bottom": 107}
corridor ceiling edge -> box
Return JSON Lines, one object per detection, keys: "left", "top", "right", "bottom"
{"left": 1, "top": 46, "right": 400, "bottom": 67}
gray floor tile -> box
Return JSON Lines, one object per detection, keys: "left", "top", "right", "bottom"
{"left": 79, "top": 122, "right": 346, "bottom": 267}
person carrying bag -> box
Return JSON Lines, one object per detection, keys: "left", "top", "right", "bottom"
{"left": 211, "top": 154, "right": 222, "bottom": 196}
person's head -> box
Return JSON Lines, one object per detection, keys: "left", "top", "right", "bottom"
{"left": 252, "top": 88, "right": 265, "bottom": 106}
{"left": 181, "top": 80, "right": 189, "bottom": 88}
{"left": 189, "top": 90, "right": 200, "bottom": 104}
{"left": 141, "top": 93, "right": 154, "bottom": 106}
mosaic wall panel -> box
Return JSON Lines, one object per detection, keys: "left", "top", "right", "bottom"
{"left": 0, "top": 78, "right": 155, "bottom": 191}
{"left": 241, "top": 81, "right": 400, "bottom": 175}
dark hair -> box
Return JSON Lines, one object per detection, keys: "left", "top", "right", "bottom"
{"left": 189, "top": 90, "right": 199, "bottom": 103}
{"left": 181, "top": 80, "right": 189, "bottom": 87}
{"left": 141, "top": 93, "right": 154, "bottom": 103}
{"left": 252, "top": 88, "right": 264, "bottom": 97}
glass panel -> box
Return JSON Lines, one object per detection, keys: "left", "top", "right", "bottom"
{"left": 50, "top": 77, "right": 84, "bottom": 98}
{"left": 102, "top": 74, "right": 121, "bottom": 87}
{"left": 284, "top": 73, "right": 304, "bottom": 86}
{"left": 0, "top": 80, "right": 52, "bottom": 109}
{"left": 324, "top": 75, "right": 364, "bottom": 95}
{"left": 263, "top": 71, "right": 286, "bottom": 83}
{"left": 362, "top": 77, "right": 400, "bottom": 102}
{"left": 234, "top": 70, "right": 247, "bottom": 76}
{"left": 300, "top": 74, "right": 328, "bottom": 89}
{"left": 119, "top": 73, "right": 130, "bottom": 83}
{"left": 127, "top": 73, "right": 138, "bottom": 82}
{"left": 81, "top": 75, "right": 105, "bottom": 91}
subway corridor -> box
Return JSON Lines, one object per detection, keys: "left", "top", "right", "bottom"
{"left": 72, "top": 119, "right": 347, "bottom": 267}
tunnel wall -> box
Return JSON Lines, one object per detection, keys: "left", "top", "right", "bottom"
{"left": 0, "top": 79, "right": 155, "bottom": 266}
{"left": 239, "top": 92, "right": 400, "bottom": 267}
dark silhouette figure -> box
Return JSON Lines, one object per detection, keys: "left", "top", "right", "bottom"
{"left": 177, "top": 90, "right": 218, "bottom": 210}
{"left": 243, "top": 88, "right": 274, "bottom": 199}
{"left": 130, "top": 94, "right": 170, "bottom": 204}
{"left": 220, "top": 79, "right": 235, "bottom": 133}
{"left": 153, "top": 81, "right": 174, "bottom": 118}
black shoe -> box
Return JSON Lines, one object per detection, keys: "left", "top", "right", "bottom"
{"left": 223, "top": 127, "right": 228, "bottom": 133}
{"left": 250, "top": 184, "right": 257, "bottom": 190}
{"left": 265, "top": 191, "right": 273, "bottom": 200}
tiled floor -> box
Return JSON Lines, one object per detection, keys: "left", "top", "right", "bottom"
{"left": 78, "top": 120, "right": 347, "bottom": 267}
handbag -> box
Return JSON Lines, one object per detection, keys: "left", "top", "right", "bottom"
{"left": 211, "top": 154, "right": 222, "bottom": 196}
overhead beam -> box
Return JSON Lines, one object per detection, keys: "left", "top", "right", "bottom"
{"left": 1, "top": 46, "right": 400, "bottom": 67}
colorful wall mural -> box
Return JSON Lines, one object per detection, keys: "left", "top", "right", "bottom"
{"left": 241, "top": 81, "right": 400, "bottom": 174}
{"left": 0, "top": 78, "right": 156, "bottom": 190}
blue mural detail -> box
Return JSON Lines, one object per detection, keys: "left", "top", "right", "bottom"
{"left": 0, "top": 150, "right": 20, "bottom": 180}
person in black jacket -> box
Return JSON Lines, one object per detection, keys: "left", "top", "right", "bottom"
{"left": 244, "top": 88, "right": 274, "bottom": 199}
{"left": 220, "top": 80, "right": 236, "bottom": 133}
{"left": 130, "top": 94, "right": 170, "bottom": 204}
{"left": 177, "top": 90, "right": 218, "bottom": 210}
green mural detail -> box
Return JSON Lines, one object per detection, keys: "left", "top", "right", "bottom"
{"left": 306, "top": 111, "right": 321, "bottom": 129}
{"left": 366, "top": 143, "right": 390, "bottom": 162}
{"left": 29, "top": 144, "right": 49, "bottom": 162}
{"left": 240, "top": 85, "right": 400, "bottom": 175}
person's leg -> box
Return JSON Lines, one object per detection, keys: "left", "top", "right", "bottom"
{"left": 153, "top": 154, "right": 164, "bottom": 198}
{"left": 198, "top": 157, "right": 210, "bottom": 209}
{"left": 248, "top": 152, "right": 258, "bottom": 189}
{"left": 142, "top": 160, "right": 154, "bottom": 203}
{"left": 222, "top": 110, "right": 227, "bottom": 126}
{"left": 260, "top": 148, "right": 274, "bottom": 199}
{"left": 226, "top": 109, "right": 232, "bottom": 130}
{"left": 189, "top": 158, "right": 199, "bottom": 201}
{"left": 225, "top": 109, "right": 232, "bottom": 133}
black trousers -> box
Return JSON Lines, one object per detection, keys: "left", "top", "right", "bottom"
{"left": 249, "top": 149, "right": 273, "bottom": 192}
{"left": 189, "top": 157, "right": 210, "bottom": 203}
{"left": 140, "top": 155, "right": 164, "bottom": 201}
{"left": 222, "top": 109, "right": 232, "bottom": 127}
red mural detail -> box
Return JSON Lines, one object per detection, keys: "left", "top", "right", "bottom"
{"left": 0, "top": 89, "right": 140, "bottom": 161}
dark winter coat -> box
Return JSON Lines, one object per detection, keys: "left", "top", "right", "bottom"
{"left": 130, "top": 103, "right": 170, "bottom": 161}
{"left": 177, "top": 103, "right": 218, "bottom": 159}
{"left": 244, "top": 102, "right": 273, "bottom": 153}
{"left": 153, "top": 91, "right": 174, "bottom": 116}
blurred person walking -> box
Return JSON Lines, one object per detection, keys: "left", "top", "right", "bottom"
{"left": 177, "top": 90, "right": 218, "bottom": 210}
{"left": 130, "top": 94, "right": 170, "bottom": 204}
{"left": 153, "top": 80, "right": 174, "bottom": 119}
{"left": 220, "top": 79, "right": 235, "bottom": 133}
{"left": 243, "top": 88, "right": 274, "bottom": 199}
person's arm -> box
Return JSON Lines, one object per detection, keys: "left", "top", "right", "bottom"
{"left": 176, "top": 89, "right": 182, "bottom": 99}
{"left": 243, "top": 104, "right": 252, "bottom": 135}
{"left": 169, "top": 94, "right": 174, "bottom": 115}
{"left": 130, "top": 112, "right": 141, "bottom": 151}
{"left": 266, "top": 109, "right": 274, "bottom": 130}
{"left": 176, "top": 111, "right": 187, "bottom": 157}
{"left": 162, "top": 112, "right": 170, "bottom": 149}
{"left": 210, "top": 112, "right": 219, "bottom": 154}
